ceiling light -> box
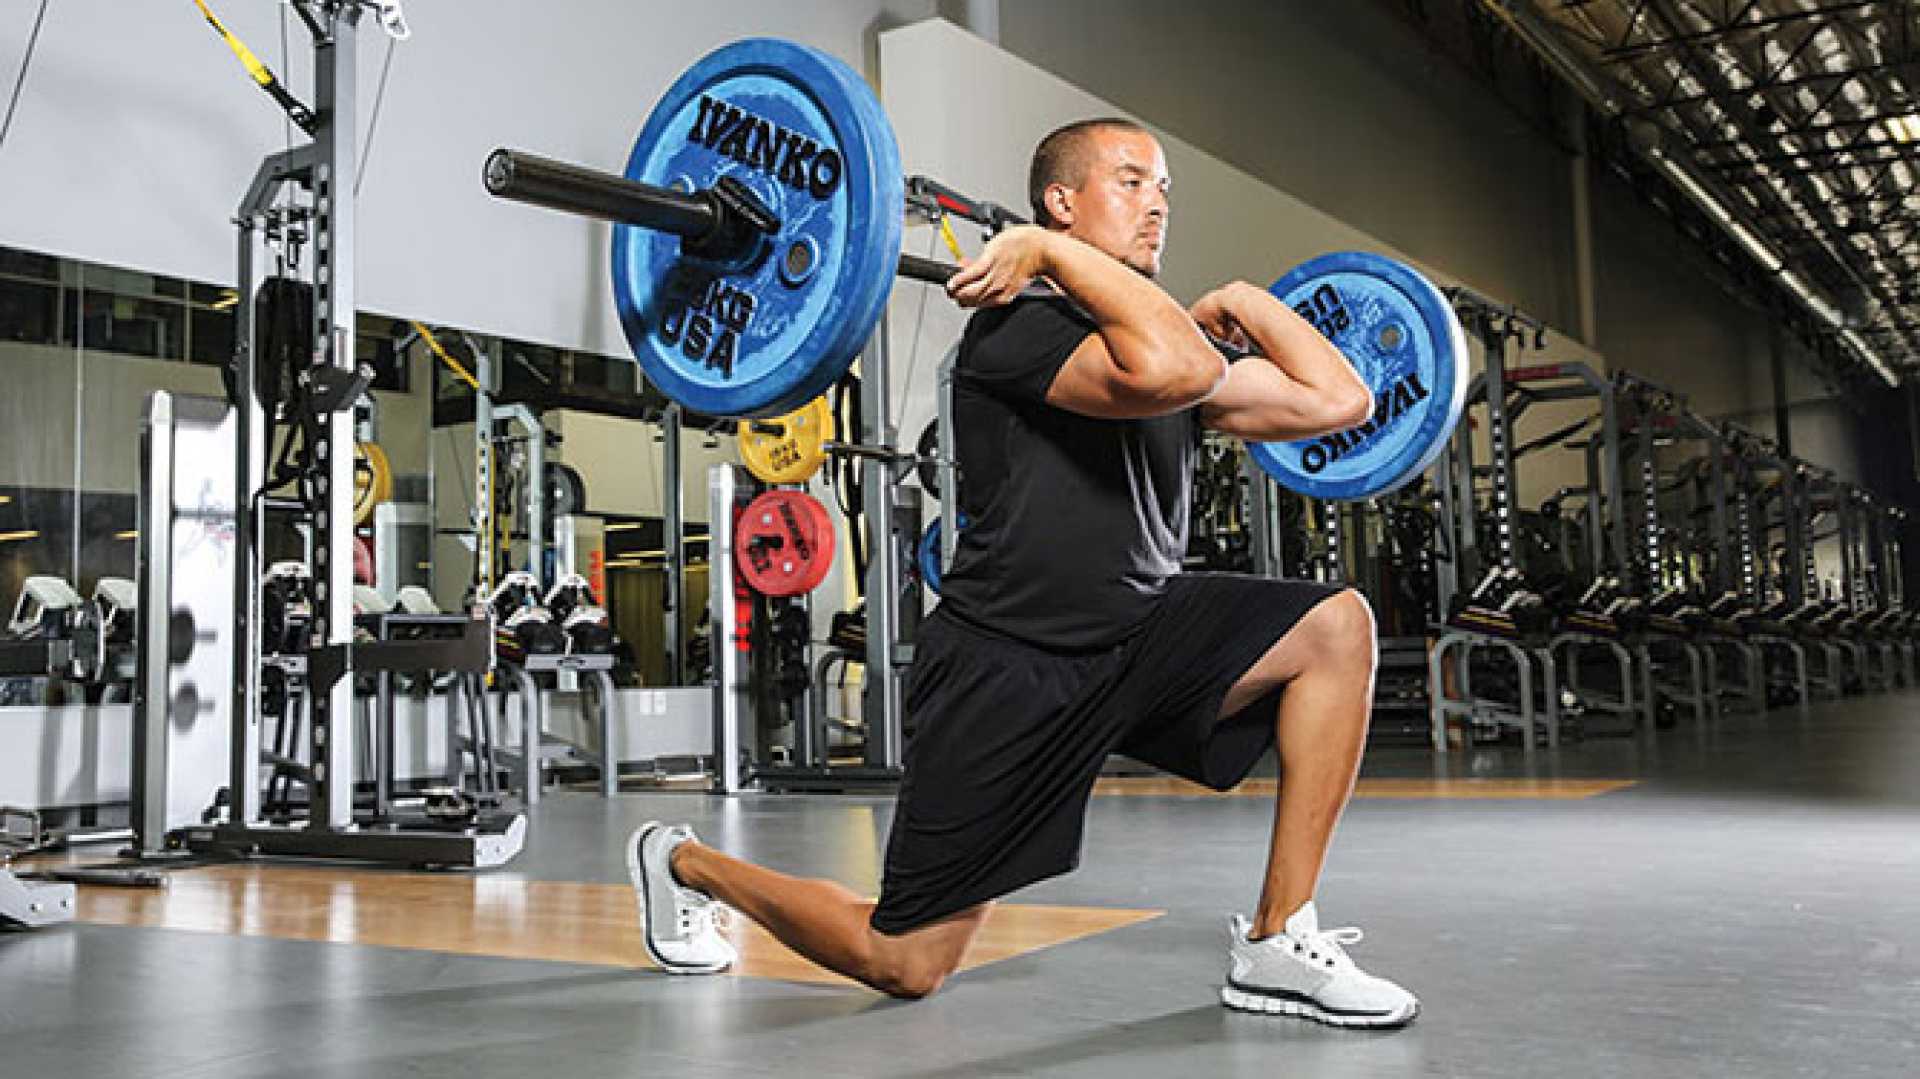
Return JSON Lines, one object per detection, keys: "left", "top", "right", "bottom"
{"left": 0, "top": 530, "right": 40, "bottom": 543}
{"left": 1885, "top": 115, "right": 1920, "bottom": 143}
{"left": 1838, "top": 328, "right": 1899, "bottom": 387}
{"left": 1779, "top": 270, "right": 1844, "bottom": 327}
{"left": 1648, "top": 153, "right": 1786, "bottom": 273}
{"left": 1723, "top": 220, "right": 1784, "bottom": 274}
{"left": 209, "top": 289, "right": 240, "bottom": 311}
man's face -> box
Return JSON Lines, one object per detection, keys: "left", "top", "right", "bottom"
{"left": 1050, "top": 128, "right": 1170, "bottom": 277}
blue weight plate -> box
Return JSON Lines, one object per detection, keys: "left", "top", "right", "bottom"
{"left": 1248, "top": 251, "right": 1468, "bottom": 501}
{"left": 612, "top": 39, "right": 903, "bottom": 418}
{"left": 918, "top": 514, "right": 966, "bottom": 595}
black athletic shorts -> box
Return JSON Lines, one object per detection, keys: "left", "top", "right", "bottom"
{"left": 870, "top": 572, "right": 1344, "bottom": 935}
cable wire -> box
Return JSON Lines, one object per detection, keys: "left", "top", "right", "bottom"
{"left": 894, "top": 224, "right": 944, "bottom": 420}
{"left": 0, "top": 0, "right": 51, "bottom": 158}
{"left": 278, "top": 4, "right": 293, "bottom": 213}
{"left": 354, "top": 35, "right": 397, "bottom": 196}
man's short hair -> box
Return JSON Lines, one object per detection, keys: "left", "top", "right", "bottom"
{"left": 1027, "top": 118, "right": 1148, "bottom": 228}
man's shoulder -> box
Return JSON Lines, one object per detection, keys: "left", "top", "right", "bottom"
{"left": 964, "top": 288, "right": 1089, "bottom": 329}
{"left": 961, "top": 292, "right": 1093, "bottom": 357}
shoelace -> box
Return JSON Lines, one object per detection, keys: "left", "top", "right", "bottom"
{"left": 673, "top": 888, "right": 734, "bottom": 938}
{"left": 1286, "top": 925, "right": 1365, "bottom": 971}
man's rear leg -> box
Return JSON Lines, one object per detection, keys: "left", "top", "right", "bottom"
{"left": 673, "top": 840, "right": 990, "bottom": 999}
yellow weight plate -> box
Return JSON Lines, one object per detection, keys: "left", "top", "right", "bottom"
{"left": 354, "top": 442, "right": 393, "bottom": 526}
{"left": 737, "top": 395, "right": 833, "bottom": 485}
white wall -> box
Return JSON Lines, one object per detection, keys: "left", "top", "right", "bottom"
{"left": 0, "top": 0, "right": 937, "bottom": 358}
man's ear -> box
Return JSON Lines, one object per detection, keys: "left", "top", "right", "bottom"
{"left": 1046, "top": 185, "right": 1073, "bottom": 227}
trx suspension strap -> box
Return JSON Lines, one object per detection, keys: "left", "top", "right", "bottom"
{"left": 191, "top": 0, "right": 318, "bottom": 135}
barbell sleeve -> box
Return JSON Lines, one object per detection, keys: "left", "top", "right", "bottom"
{"left": 484, "top": 148, "right": 718, "bottom": 238}
{"left": 485, "top": 147, "right": 963, "bottom": 287}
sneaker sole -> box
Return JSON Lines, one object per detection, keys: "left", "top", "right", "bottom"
{"left": 1220, "top": 985, "right": 1419, "bottom": 1029}
{"left": 625, "top": 821, "right": 730, "bottom": 976}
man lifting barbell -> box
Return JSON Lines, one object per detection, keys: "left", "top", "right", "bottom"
{"left": 484, "top": 37, "right": 1449, "bottom": 1025}
{"left": 629, "top": 119, "right": 1419, "bottom": 1026}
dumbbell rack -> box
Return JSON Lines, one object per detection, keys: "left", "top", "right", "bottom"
{"left": 1427, "top": 628, "right": 1562, "bottom": 757}
{"left": 0, "top": 636, "right": 69, "bottom": 682}
{"left": 0, "top": 864, "right": 74, "bottom": 929}
{"left": 466, "top": 652, "right": 620, "bottom": 804}
{"left": 1, "top": 808, "right": 74, "bottom": 929}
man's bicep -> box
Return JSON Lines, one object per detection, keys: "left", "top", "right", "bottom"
{"left": 1043, "top": 333, "right": 1174, "bottom": 419}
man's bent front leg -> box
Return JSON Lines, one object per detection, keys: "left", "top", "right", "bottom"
{"left": 1216, "top": 589, "right": 1378, "bottom": 938}
{"left": 672, "top": 842, "right": 990, "bottom": 999}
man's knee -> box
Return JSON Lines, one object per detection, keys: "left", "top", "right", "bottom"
{"left": 1307, "top": 589, "right": 1377, "bottom": 662}
{"left": 870, "top": 945, "right": 961, "bottom": 1000}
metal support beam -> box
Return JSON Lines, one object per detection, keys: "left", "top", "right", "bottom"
{"left": 662, "top": 403, "right": 685, "bottom": 685}
{"left": 1770, "top": 325, "right": 1794, "bottom": 459}
{"left": 309, "top": 9, "right": 360, "bottom": 831}
{"left": 709, "top": 464, "right": 746, "bottom": 793}
{"left": 859, "top": 322, "right": 903, "bottom": 771}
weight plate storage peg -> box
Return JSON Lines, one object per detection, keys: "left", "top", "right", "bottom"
{"left": 917, "top": 513, "right": 967, "bottom": 596}
{"left": 738, "top": 394, "right": 834, "bottom": 485}
{"left": 915, "top": 419, "right": 942, "bottom": 497}
{"left": 1246, "top": 252, "right": 1469, "bottom": 502}
{"left": 546, "top": 462, "right": 588, "bottom": 517}
{"left": 736, "top": 490, "right": 837, "bottom": 597}
{"left": 611, "top": 39, "right": 904, "bottom": 418}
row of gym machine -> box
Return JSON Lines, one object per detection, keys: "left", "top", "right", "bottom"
{"left": 1188, "top": 289, "right": 1911, "bottom": 759}
{"left": 1429, "top": 313, "right": 1911, "bottom": 753}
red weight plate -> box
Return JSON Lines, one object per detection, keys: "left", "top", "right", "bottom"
{"left": 737, "top": 490, "right": 836, "bottom": 597}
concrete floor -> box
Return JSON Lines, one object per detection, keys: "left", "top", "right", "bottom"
{"left": 6, "top": 692, "right": 1920, "bottom": 1078}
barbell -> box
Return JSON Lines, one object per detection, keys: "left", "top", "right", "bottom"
{"left": 484, "top": 37, "right": 1468, "bottom": 502}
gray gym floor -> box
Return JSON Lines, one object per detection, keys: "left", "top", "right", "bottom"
{"left": 6, "top": 692, "right": 1919, "bottom": 1078}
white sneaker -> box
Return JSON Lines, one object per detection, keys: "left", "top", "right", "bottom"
{"left": 625, "top": 821, "right": 736, "bottom": 974}
{"left": 1221, "top": 902, "right": 1418, "bottom": 1028}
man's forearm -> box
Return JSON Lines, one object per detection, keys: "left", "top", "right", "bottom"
{"left": 1041, "top": 234, "right": 1224, "bottom": 390}
{"left": 1233, "top": 287, "right": 1372, "bottom": 407}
